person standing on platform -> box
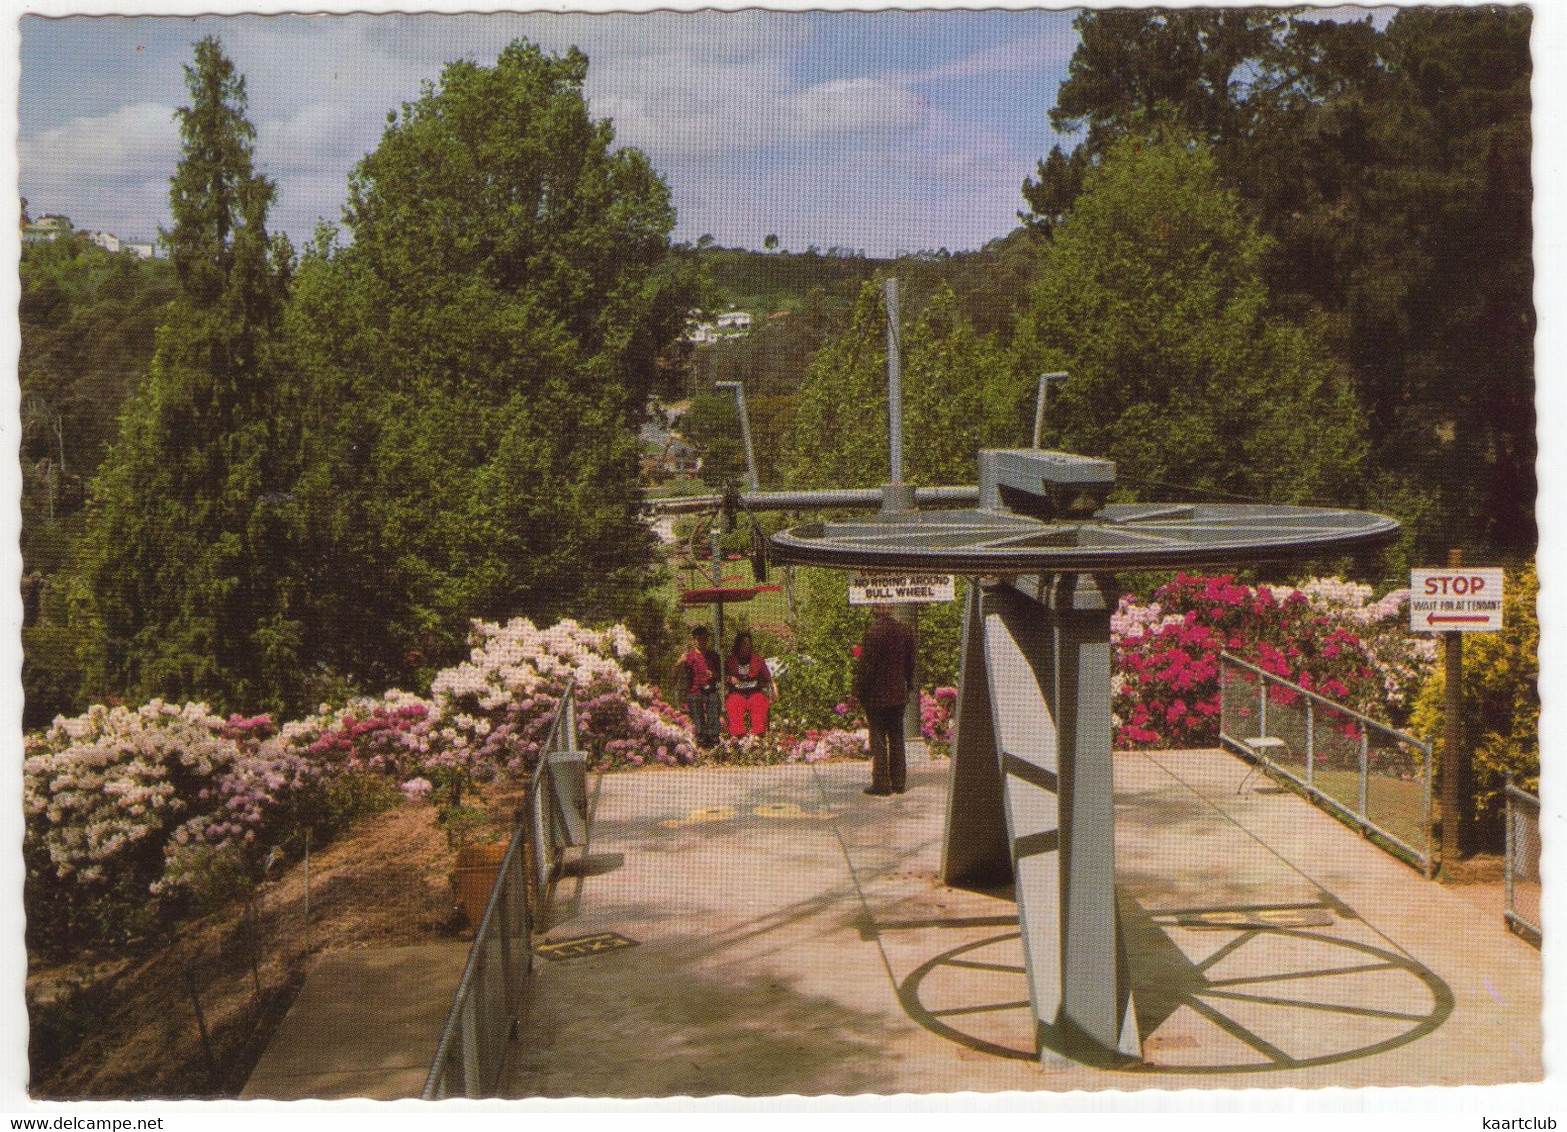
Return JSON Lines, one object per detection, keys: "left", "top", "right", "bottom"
{"left": 674, "top": 625, "right": 723, "bottom": 747}
{"left": 725, "top": 630, "right": 772, "bottom": 736}
{"left": 854, "top": 604, "right": 916, "bottom": 795}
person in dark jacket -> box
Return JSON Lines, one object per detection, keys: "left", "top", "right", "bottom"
{"left": 853, "top": 604, "right": 916, "bottom": 795}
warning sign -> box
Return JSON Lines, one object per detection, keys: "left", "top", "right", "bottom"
{"left": 848, "top": 573, "right": 955, "bottom": 605}
{"left": 1409, "top": 568, "right": 1504, "bottom": 632}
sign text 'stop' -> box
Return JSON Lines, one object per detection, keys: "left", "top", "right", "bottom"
{"left": 1409, "top": 568, "right": 1504, "bottom": 632}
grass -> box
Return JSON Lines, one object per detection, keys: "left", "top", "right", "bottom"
{"left": 1247, "top": 755, "right": 1430, "bottom": 863}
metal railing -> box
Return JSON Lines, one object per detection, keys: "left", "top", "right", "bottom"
{"left": 1219, "top": 653, "right": 1434, "bottom": 876}
{"left": 1505, "top": 781, "right": 1541, "bottom": 944}
{"left": 423, "top": 679, "right": 590, "bottom": 1099}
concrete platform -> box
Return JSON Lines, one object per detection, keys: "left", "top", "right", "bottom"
{"left": 498, "top": 749, "right": 1541, "bottom": 1096}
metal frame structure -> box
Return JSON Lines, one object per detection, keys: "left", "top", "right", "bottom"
{"left": 768, "top": 448, "right": 1399, "bottom": 1065}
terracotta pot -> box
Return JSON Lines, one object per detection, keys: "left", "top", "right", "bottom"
{"left": 453, "top": 841, "right": 507, "bottom": 929}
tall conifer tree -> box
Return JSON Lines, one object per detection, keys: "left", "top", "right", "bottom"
{"left": 72, "top": 37, "right": 295, "bottom": 712}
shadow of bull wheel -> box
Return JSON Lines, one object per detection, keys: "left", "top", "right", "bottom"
{"left": 897, "top": 916, "right": 1453, "bottom": 1074}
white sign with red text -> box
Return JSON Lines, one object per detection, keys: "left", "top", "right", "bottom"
{"left": 1410, "top": 568, "right": 1504, "bottom": 632}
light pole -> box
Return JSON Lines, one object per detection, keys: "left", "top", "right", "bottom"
{"left": 882, "top": 278, "right": 919, "bottom": 740}
{"left": 1032, "top": 372, "right": 1069, "bottom": 449}
{"left": 714, "top": 380, "right": 759, "bottom": 492}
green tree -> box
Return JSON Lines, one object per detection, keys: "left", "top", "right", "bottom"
{"left": 678, "top": 393, "right": 745, "bottom": 489}
{"left": 288, "top": 40, "right": 695, "bottom": 689}
{"left": 1013, "top": 131, "right": 1368, "bottom": 507}
{"left": 1031, "top": 7, "right": 1533, "bottom": 560}
{"left": 70, "top": 37, "right": 296, "bottom": 713}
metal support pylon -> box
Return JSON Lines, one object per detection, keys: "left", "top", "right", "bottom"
{"left": 768, "top": 446, "right": 1399, "bottom": 1068}
{"left": 941, "top": 576, "right": 1140, "bottom": 1064}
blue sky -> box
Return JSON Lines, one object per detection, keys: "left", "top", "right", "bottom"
{"left": 18, "top": 8, "right": 1106, "bottom": 257}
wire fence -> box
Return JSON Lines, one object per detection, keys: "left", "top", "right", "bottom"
{"left": 1505, "top": 781, "right": 1542, "bottom": 945}
{"left": 1219, "top": 653, "right": 1434, "bottom": 876}
{"left": 150, "top": 837, "right": 318, "bottom": 1097}
{"left": 423, "top": 678, "right": 589, "bottom": 1100}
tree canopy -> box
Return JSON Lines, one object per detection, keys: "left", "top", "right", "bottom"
{"left": 284, "top": 39, "right": 696, "bottom": 692}
{"left": 1026, "top": 7, "right": 1533, "bottom": 560}
{"left": 784, "top": 279, "right": 1022, "bottom": 489}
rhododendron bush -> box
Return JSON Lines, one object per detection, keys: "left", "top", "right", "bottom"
{"left": 424, "top": 617, "right": 698, "bottom": 778}
{"left": 921, "top": 687, "right": 957, "bottom": 755}
{"left": 23, "top": 619, "right": 708, "bottom": 943}
{"left": 1112, "top": 574, "right": 1434, "bottom": 749}
{"left": 706, "top": 727, "right": 870, "bottom": 765}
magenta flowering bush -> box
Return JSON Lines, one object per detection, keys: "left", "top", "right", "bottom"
{"left": 278, "top": 691, "right": 432, "bottom": 780}
{"left": 1111, "top": 574, "right": 1433, "bottom": 750}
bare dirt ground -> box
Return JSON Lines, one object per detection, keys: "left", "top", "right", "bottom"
{"left": 25, "top": 786, "right": 527, "bottom": 1099}
{"left": 1441, "top": 853, "right": 1508, "bottom": 921}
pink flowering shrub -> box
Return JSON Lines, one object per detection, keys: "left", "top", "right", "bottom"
{"left": 22, "top": 701, "right": 329, "bottom": 945}
{"left": 1112, "top": 574, "right": 1432, "bottom": 750}
{"left": 921, "top": 687, "right": 958, "bottom": 756}
{"left": 705, "top": 727, "right": 870, "bottom": 765}
{"left": 421, "top": 617, "right": 698, "bottom": 782}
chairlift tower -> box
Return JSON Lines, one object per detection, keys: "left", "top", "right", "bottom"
{"left": 767, "top": 448, "right": 1399, "bottom": 1065}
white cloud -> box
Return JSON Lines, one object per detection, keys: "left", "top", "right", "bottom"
{"left": 21, "top": 101, "right": 178, "bottom": 185}
{"left": 895, "top": 33, "right": 1071, "bottom": 87}
{"left": 19, "top": 11, "right": 1073, "bottom": 255}
{"left": 790, "top": 78, "right": 926, "bottom": 140}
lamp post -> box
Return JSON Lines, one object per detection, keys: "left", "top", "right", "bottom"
{"left": 714, "top": 380, "right": 759, "bottom": 493}
{"left": 1032, "top": 372, "right": 1069, "bottom": 449}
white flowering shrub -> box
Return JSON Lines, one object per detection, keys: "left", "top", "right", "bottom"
{"left": 1277, "top": 579, "right": 1436, "bottom": 717}
{"left": 22, "top": 702, "right": 319, "bottom": 949}
{"left": 422, "top": 618, "right": 699, "bottom": 784}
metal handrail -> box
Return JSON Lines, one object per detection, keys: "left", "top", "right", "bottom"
{"left": 423, "top": 678, "right": 586, "bottom": 1099}
{"left": 421, "top": 812, "right": 529, "bottom": 1099}
{"left": 1219, "top": 652, "right": 1434, "bottom": 875}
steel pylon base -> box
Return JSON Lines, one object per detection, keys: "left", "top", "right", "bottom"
{"left": 941, "top": 576, "right": 1141, "bottom": 1064}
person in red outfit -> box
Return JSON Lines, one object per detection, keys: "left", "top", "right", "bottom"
{"left": 672, "top": 625, "right": 722, "bottom": 747}
{"left": 853, "top": 604, "right": 915, "bottom": 795}
{"left": 725, "top": 630, "right": 772, "bottom": 736}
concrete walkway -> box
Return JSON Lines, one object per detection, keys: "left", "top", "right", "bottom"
{"left": 241, "top": 942, "right": 470, "bottom": 1100}
{"left": 243, "top": 747, "right": 1541, "bottom": 1099}
{"left": 500, "top": 749, "right": 1541, "bottom": 1097}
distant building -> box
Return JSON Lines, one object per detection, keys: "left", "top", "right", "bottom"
{"left": 640, "top": 434, "right": 702, "bottom": 480}
{"left": 86, "top": 230, "right": 120, "bottom": 254}
{"left": 121, "top": 242, "right": 156, "bottom": 260}
{"left": 22, "top": 214, "right": 72, "bottom": 244}
{"left": 683, "top": 308, "right": 754, "bottom": 344}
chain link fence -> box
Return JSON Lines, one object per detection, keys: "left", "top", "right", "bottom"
{"left": 1505, "top": 781, "right": 1541, "bottom": 945}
